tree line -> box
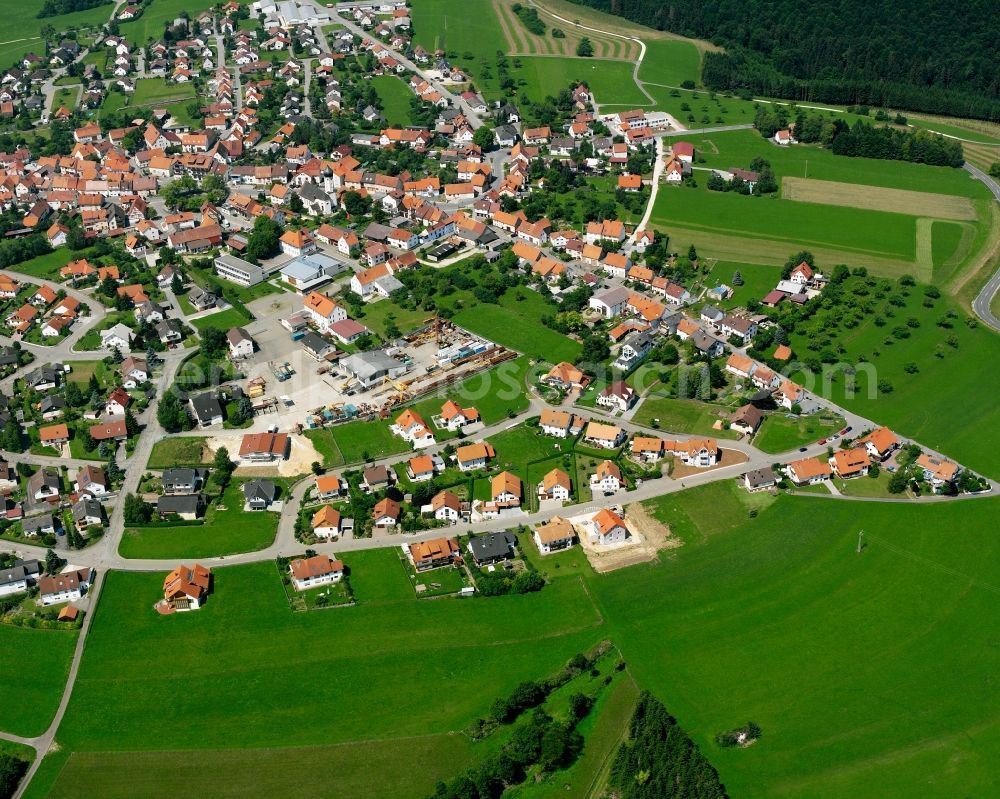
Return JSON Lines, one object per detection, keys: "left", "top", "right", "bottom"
{"left": 567, "top": 0, "right": 1000, "bottom": 121}
{"left": 754, "top": 107, "right": 964, "bottom": 167}
{"left": 38, "top": 0, "right": 110, "bottom": 17}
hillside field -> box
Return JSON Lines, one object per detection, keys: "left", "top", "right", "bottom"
{"left": 0, "top": 625, "right": 77, "bottom": 738}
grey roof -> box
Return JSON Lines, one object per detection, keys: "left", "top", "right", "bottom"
{"left": 156, "top": 319, "right": 182, "bottom": 338}
{"left": 468, "top": 531, "right": 516, "bottom": 562}
{"left": 0, "top": 347, "right": 18, "bottom": 366}
{"left": 214, "top": 253, "right": 265, "bottom": 281}
{"left": 22, "top": 513, "right": 56, "bottom": 535}
{"left": 0, "top": 563, "right": 31, "bottom": 588}
{"left": 341, "top": 350, "right": 404, "bottom": 382}
{"left": 162, "top": 467, "right": 205, "bottom": 490}
{"left": 72, "top": 497, "right": 103, "bottom": 523}
{"left": 28, "top": 468, "right": 61, "bottom": 494}
{"left": 593, "top": 286, "right": 632, "bottom": 306}
{"left": 363, "top": 464, "right": 390, "bottom": 485}
{"left": 242, "top": 478, "right": 276, "bottom": 503}
{"left": 40, "top": 395, "right": 65, "bottom": 412}
{"left": 226, "top": 326, "right": 252, "bottom": 345}
{"left": 26, "top": 366, "right": 60, "bottom": 386}
{"left": 157, "top": 494, "right": 204, "bottom": 515}
{"left": 701, "top": 304, "right": 724, "bottom": 320}
{"left": 299, "top": 331, "right": 332, "bottom": 356}
{"left": 299, "top": 182, "right": 330, "bottom": 203}
{"left": 189, "top": 392, "right": 223, "bottom": 422}
{"left": 744, "top": 467, "right": 777, "bottom": 488}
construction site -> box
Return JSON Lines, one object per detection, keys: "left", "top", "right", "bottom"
{"left": 233, "top": 316, "right": 517, "bottom": 433}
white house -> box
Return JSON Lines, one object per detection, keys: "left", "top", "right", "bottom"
{"left": 588, "top": 508, "right": 629, "bottom": 545}
{"left": 290, "top": 554, "right": 344, "bottom": 590}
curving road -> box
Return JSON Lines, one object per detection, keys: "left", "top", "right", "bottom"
{"left": 964, "top": 163, "right": 1000, "bottom": 331}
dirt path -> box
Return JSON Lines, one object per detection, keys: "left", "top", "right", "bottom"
{"left": 914, "top": 217, "right": 934, "bottom": 283}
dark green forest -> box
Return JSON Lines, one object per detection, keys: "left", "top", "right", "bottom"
{"left": 608, "top": 692, "right": 728, "bottom": 799}
{"left": 568, "top": 0, "right": 1000, "bottom": 120}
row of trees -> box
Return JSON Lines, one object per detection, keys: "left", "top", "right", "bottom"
{"left": 754, "top": 107, "right": 964, "bottom": 167}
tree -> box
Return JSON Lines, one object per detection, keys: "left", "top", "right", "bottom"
{"left": 576, "top": 37, "right": 594, "bottom": 57}
{"left": 246, "top": 214, "right": 282, "bottom": 261}
{"left": 213, "top": 446, "right": 235, "bottom": 488}
{"left": 45, "top": 548, "right": 65, "bottom": 576}
{"left": 156, "top": 389, "right": 187, "bottom": 433}
{"left": 311, "top": 460, "right": 323, "bottom": 475}
{"left": 200, "top": 326, "right": 227, "bottom": 359}
{"left": 472, "top": 124, "right": 495, "bottom": 150}
{"left": 124, "top": 409, "right": 140, "bottom": 437}
{"left": 888, "top": 469, "right": 909, "bottom": 494}
{"left": 732, "top": 270, "right": 744, "bottom": 286}
{"left": 2, "top": 417, "right": 23, "bottom": 452}
{"left": 122, "top": 493, "right": 153, "bottom": 525}
{"left": 171, "top": 270, "right": 184, "bottom": 294}
{"left": 0, "top": 752, "right": 28, "bottom": 799}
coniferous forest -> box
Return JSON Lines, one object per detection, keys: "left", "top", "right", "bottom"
{"left": 608, "top": 692, "right": 728, "bottom": 799}
{"left": 568, "top": 0, "right": 1000, "bottom": 120}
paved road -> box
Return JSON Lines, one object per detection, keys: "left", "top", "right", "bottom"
{"left": 627, "top": 135, "right": 663, "bottom": 246}
{"left": 964, "top": 163, "right": 1000, "bottom": 331}
{"left": 334, "top": 14, "right": 485, "bottom": 129}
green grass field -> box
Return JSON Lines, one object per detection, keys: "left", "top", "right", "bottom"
{"left": 188, "top": 307, "right": 253, "bottom": 332}
{"left": 511, "top": 56, "right": 648, "bottom": 106}
{"left": 33, "top": 562, "right": 604, "bottom": 797}
{"left": 7, "top": 249, "right": 76, "bottom": 280}
{"left": 599, "top": 485, "right": 1000, "bottom": 798}
{"left": 786, "top": 278, "right": 1000, "bottom": 478}
{"left": 131, "top": 78, "right": 197, "bottom": 106}
{"left": 753, "top": 411, "right": 846, "bottom": 454}
{"left": 631, "top": 395, "right": 738, "bottom": 439}
{"left": 370, "top": 75, "right": 417, "bottom": 127}
{"left": 453, "top": 290, "right": 581, "bottom": 362}
{"left": 117, "top": 0, "right": 225, "bottom": 43}
{"left": 146, "top": 437, "right": 210, "bottom": 469}
{"left": 329, "top": 419, "right": 410, "bottom": 464}
{"left": 0, "top": 1, "right": 111, "bottom": 68}
{"left": 400, "top": 355, "right": 532, "bottom": 431}
{"left": 0, "top": 625, "right": 77, "bottom": 737}
{"left": 652, "top": 182, "right": 920, "bottom": 262}
{"left": 637, "top": 39, "right": 702, "bottom": 88}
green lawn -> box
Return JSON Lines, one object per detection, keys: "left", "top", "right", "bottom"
{"left": 453, "top": 290, "right": 581, "bottom": 362}
{"left": 118, "top": 482, "right": 278, "bottom": 559}
{"left": 703, "top": 260, "right": 782, "bottom": 310}
{"left": 50, "top": 86, "right": 78, "bottom": 112}
{"left": 189, "top": 307, "right": 253, "bottom": 332}
{"left": 7, "top": 248, "right": 76, "bottom": 280}
{"left": 117, "top": 0, "right": 224, "bottom": 43}
{"left": 753, "top": 411, "right": 845, "bottom": 454}
{"left": 329, "top": 419, "right": 410, "bottom": 464}
{"left": 411, "top": 0, "right": 509, "bottom": 94}
{"left": 401, "top": 355, "right": 533, "bottom": 431}
{"left": 33, "top": 562, "right": 604, "bottom": 797}
{"left": 0, "top": 625, "right": 78, "bottom": 738}
{"left": 631, "top": 395, "right": 738, "bottom": 438}
{"left": 131, "top": 78, "right": 197, "bottom": 106}
{"left": 303, "top": 428, "right": 345, "bottom": 467}
{"left": 371, "top": 75, "right": 417, "bottom": 127}
{"left": 488, "top": 424, "right": 566, "bottom": 466}
{"left": 146, "top": 437, "right": 210, "bottom": 469}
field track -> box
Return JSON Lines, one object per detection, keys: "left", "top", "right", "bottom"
{"left": 783, "top": 177, "right": 978, "bottom": 221}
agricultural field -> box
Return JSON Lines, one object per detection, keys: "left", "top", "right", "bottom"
{"left": 637, "top": 38, "right": 703, "bottom": 88}
{"left": 0, "top": 625, "right": 77, "bottom": 738}
{"left": 492, "top": 0, "right": 640, "bottom": 61}
{"left": 7, "top": 249, "right": 77, "bottom": 280}
{"left": 785, "top": 278, "right": 1000, "bottom": 479}
{"left": 605, "top": 485, "right": 1000, "bottom": 798}
{"left": 511, "top": 55, "right": 647, "bottom": 107}
{"left": 651, "top": 129, "right": 993, "bottom": 281}
{"left": 29, "top": 562, "right": 605, "bottom": 798}
{"left": 0, "top": 1, "right": 111, "bottom": 69}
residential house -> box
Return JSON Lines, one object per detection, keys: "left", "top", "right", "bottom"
{"left": 455, "top": 442, "right": 495, "bottom": 472}
{"left": 239, "top": 432, "right": 289, "bottom": 462}
{"left": 743, "top": 467, "right": 777, "bottom": 492}
{"left": 429, "top": 489, "right": 462, "bottom": 523}
{"left": 39, "top": 568, "right": 93, "bottom": 605}
{"left": 533, "top": 516, "right": 575, "bottom": 554}
{"left": 290, "top": 554, "right": 344, "bottom": 591}
{"left": 162, "top": 564, "right": 211, "bottom": 611}
{"left": 539, "top": 408, "right": 583, "bottom": 438}
{"left": 242, "top": 478, "right": 277, "bottom": 510}
{"left": 537, "top": 468, "right": 571, "bottom": 502}
{"left": 407, "top": 537, "right": 459, "bottom": 571}
{"left": 467, "top": 531, "right": 516, "bottom": 566}
{"left": 590, "top": 460, "right": 623, "bottom": 494}
{"left": 830, "top": 447, "right": 872, "bottom": 479}
{"left": 157, "top": 494, "right": 205, "bottom": 520}
{"left": 787, "top": 457, "right": 833, "bottom": 485}
{"left": 372, "top": 497, "right": 401, "bottom": 528}
{"left": 583, "top": 422, "right": 626, "bottom": 450}
{"left": 311, "top": 505, "right": 342, "bottom": 539}
{"left": 597, "top": 381, "right": 636, "bottom": 413}
{"left": 588, "top": 508, "right": 629, "bottom": 545}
